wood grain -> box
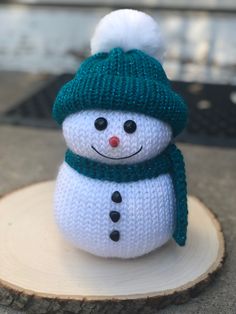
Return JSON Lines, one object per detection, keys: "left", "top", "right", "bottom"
{"left": 0, "top": 181, "right": 225, "bottom": 313}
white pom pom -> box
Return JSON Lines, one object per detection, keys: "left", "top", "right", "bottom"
{"left": 91, "top": 9, "right": 165, "bottom": 62}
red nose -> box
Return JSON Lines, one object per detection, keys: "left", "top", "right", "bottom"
{"left": 109, "top": 136, "right": 120, "bottom": 147}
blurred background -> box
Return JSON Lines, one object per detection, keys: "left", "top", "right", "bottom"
{"left": 0, "top": 1, "right": 236, "bottom": 314}
{"left": 0, "top": 0, "right": 236, "bottom": 145}
{"left": 0, "top": 0, "right": 235, "bottom": 81}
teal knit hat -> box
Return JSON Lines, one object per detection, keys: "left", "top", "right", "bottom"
{"left": 53, "top": 13, "right": 187, "bottom": 137}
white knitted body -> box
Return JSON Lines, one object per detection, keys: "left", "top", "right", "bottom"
{"left": 54, "top": 109, "right": 175, "bottom": 258}
{"left": 54, "top": 162, "right": 176, "bottom": 258}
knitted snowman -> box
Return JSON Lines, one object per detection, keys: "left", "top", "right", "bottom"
{"left": 53, "top": 9, "right": 188, "bottom": 259}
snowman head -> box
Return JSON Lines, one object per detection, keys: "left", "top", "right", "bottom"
{"left": 63, "top": 110, "right": 172, "bottom": 165}
{"left": 53, "top": 10, "right": 187, "bottom": 155}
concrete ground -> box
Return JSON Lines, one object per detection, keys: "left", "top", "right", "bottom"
{"left": 0, "top": 72, "right": 52, "bottom": 114}
{"left": 0, "top": 72, "right": 236, "bottom": 313}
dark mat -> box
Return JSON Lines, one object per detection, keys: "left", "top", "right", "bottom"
{"left": 2, "top": 74, "right": 236, "bottom": 147}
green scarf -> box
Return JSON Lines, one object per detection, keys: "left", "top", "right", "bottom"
{"left": 65, "top": 144, "right": 188, "bottom": 246}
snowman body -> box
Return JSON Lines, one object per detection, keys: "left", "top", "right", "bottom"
{"left": 55, "top": 162, "right": 176, "bottom": 258}
{"left": 53, "top": 110, "right": 176, "bottom": 258}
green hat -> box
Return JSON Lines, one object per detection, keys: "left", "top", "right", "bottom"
{"left": 53, "top": 11, "right": 187, "bottom": 137}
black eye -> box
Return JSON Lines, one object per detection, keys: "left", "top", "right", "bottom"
{"left": 94, "top": 117, "right": 108, "bottom": 131}
{"left": 124, "top": 120, "right": 137, "bottom": 134}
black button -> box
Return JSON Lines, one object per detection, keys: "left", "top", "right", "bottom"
{"left": 123, "top": 120, "right": 137, "bottom": 134}
{"left": 111, "top": 191, "right": 122, "bottom": 203}
{"left": 109, "top": 211, "right": 120, "bottom": 223}
{"left": 110, "top": 230, "right": 120, "bottom": 242}
{"left": 94, "top": 117, "right": 108, "bottom": 131}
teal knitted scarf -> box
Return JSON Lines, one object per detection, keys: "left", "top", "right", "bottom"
{"left": 65, "top": 144, "right": 188, "bottom": 247}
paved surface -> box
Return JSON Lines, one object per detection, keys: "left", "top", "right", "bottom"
{"left": 0, "top": 72, "right": 51, "bottom": 114}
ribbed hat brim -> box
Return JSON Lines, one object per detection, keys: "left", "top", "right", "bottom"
{"left": 53, "top": 74, "right": 187, "bottom": 136}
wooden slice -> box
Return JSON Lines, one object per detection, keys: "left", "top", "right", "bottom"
{"left": 0, "top": 181, "right": 225, "bottom": 314}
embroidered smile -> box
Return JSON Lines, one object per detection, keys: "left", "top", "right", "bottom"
{"left": 91, "top": 145, "right": 143, "bottom": 160}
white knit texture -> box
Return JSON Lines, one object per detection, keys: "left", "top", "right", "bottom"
{"left": 90, "top": 9, "right": 165, "bottom": 62}
{"left": 54, "top": 162, "right": 176, "bottom": 258}
{"left": 54, "top": 109, "right": 175, "bottom": 258}
{"left": 63, "top": 110, "right": 172, "bottom": 165}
